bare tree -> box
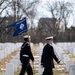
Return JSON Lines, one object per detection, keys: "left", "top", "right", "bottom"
{"left": 0, "top": 0, "right": 11, "bottom": 23}
{"left": 0, "top": 0, "right": 39, "bottom": 42}
{"left": 46, "top": 1, "right": 74, "bottom": 30}
{"left": 0, "top": 0, "right": 39, "bottom": 22}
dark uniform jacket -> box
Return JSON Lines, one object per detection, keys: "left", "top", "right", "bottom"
{"left": 41, "top": 43, "right": 59, "bottom": 68}
{"left": 20, "top": 42, "right": 34, "bottom": 63}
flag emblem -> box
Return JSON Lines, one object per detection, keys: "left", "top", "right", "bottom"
{"left": 20, "top": 23, "right": 24, "bottom": 30}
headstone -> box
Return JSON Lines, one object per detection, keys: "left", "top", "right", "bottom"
{"left": 39, "top": 43, "right": 44, "bottom": 56}
{"left": 65, "top": 61, "right": 73, "bottom": 72}
{"left": 73, "top": 48, "right": 75, "bottom": 56}
{"left": 10, "top": 59, "right": 18, "bottom": 72}
{"left": 69, "top": 64, "right": 75, "bottom": 75}
{"left": 38, "top": 43, "right": 44, "bottom": 75}
{"left": 30, "top": 43, "right": 34, "bottom": 48}
{"left": 6, "top": 63, "right": 14, "bottom": 75}
{"left": 0, "top": 50, "right": 5, "bottom": 59}
{"left": 38, "top": 64, "right": 44, "bottom": 75}
{"left": 14, "top": 54, "right": 20, "bottom": 66}
{"left": 63, "top": 57, "right": 71, "bottom": 64}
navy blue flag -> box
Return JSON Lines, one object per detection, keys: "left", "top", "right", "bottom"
{"left": 11, "top": 18, "right": 28, "bottom": 36}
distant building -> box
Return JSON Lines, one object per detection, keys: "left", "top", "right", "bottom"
{"left": 38, "top": 17, "right": 65, "bottom": 33}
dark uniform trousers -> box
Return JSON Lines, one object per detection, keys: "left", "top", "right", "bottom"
{"left": 42, "top": 67, "right": 53, "bottom": 75}
{"left": 19, "top": 57, "right": 33, "bottom": 75}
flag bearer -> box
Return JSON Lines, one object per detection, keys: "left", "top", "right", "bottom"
{"left": 19, "top": 35, "right": 34, "bottom": 75}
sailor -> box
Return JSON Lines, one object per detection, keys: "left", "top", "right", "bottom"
{"left": 19, "top": 35, "right": 34, "bottom": 75}
{"left": 41, "top": 36, "right": 60, "bottom": 75}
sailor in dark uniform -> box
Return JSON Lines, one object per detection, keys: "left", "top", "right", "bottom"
{"left": 19, "top": 35, "right": 34, "bottom": 75}
{"left": 41, "top": 36, "right": 60, "bottom": 75}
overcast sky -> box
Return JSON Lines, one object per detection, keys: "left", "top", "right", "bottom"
{"left": 34, "top": 0, "right": 75, "bottom": 27}
{"left": 37, "top": 0, "right": 74, "bottom": 17}
{"left": 1, "top": 0, "right": 75, "bottom": 28}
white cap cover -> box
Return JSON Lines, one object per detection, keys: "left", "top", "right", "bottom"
{"left": 23, "top": 35, "right": 30, "bottom": 39}
{"left": 45, "top": 36, "right": 53, "bottom": 40}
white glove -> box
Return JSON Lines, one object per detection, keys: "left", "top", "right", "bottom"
{"left": 59, "top": 61, "right": 64, "bottom": 65}
{"left": 41, "top": 65, "right": 44, "bottom": 68}
{"left": 32, "top": 61, "right": 34, "bottom": 66}
{"left": 20, "top": 62, "right": 23, "bottom": 66}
